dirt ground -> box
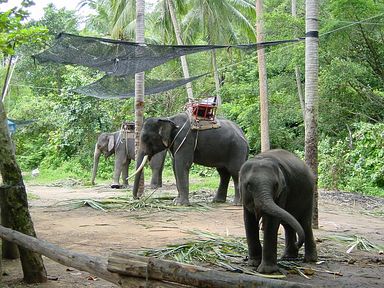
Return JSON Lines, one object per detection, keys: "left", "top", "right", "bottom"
{"left": 1, "top": 180, "right": 383, "bottom": 288}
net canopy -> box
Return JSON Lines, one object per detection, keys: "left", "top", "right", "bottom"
{"left": 34, "top": 33, "right": 303, "bottom": 76}
{"left": 74, "top": 73, "right": 207, "bottom": 99}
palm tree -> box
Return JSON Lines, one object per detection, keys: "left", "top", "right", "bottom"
{"left": 80, "top": 0, "right": 136, "bottom": 39}
{"left": 304, "top": 0, "right": 319, "bottom": 228}
{"left": 256, "top": 0, "right": 269, "bottom": 152}
{"left": 135, "top": 0, "right": 145, "bottom": 196}
{"left": 166, "top": 0, "right": 194, "bottom": 102}
{"left": 291, "top": 0, "right": 305, "bottom": 119}
{"left": 183, "top": 0, "right": 255, "bottom": 98}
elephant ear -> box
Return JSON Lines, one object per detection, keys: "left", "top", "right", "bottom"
{"left": 158, "top": 119, "right": 176, "bottom": 148}
{"left": 108, "top": 134, "right": 115, "bottom": 152}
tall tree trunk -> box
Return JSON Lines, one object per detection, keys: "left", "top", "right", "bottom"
{"left": 135, "top": 0, "right": 145, "bottom": 197}
{"left": 166, "top": 0, "right": 194, "bottom": 103}
{"left": 0, "top": 101, "right": 47, "bottom": 283}
{"left": 304, "top": 0, "right": 319, "bottom": 229}
{"left": 211, "top": 49, "right": 221, "bottom": 104}
{"left": 256, "top": 0, "right": 270, "bottom": 152}
{"left": 291, "top": 0, "right": 305, "bottom": 119}
{"left": 1, "top": 55, "right": 19, "bottom": 102}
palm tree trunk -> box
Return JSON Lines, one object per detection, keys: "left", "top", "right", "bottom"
{"left": 135, "top": 0, "right": 145, "bottom": 197}
{"left": 256, "top": 0, "right": 270, "bottom": 152}
{"left": 291, "top": 0, "right": 305, "bottom": 119}
{"left": 166, "top": 0, "right": 194, "bottom": 103}
{"left": 304, "top": 0, "right": 319, "bottom": 229}
{"left": 211, "top": 49, "right": 221, "bottom": 102}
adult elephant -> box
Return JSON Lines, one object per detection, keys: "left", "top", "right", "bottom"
{"left": 132, "top": 113, "right": 249, "bottom": 205}
{"left": 91, "top": 130, "right": 166, "bottom": 189}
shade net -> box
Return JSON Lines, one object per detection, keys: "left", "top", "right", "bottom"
{"left": 74, "top": 73, "right": 207, "bottom": 99}
{"left": 34, "top": 33, "right": 303, "bottom": 76}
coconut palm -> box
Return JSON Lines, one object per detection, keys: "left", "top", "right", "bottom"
{"left": 183, "top": 0, "right": 255, "bottom": 97}
{"left": 256, "top": 0, "right": 269, "bottom": 152}
{"left": 148, "top": 0, "right": 194, "bottom": 102}
{"left": 80, "top": 0, "right": 136, "bottom": 39}
{"left": 304, "top": 0, "right": 319, "bottom": 228}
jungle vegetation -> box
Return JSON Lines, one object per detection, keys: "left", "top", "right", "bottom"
{"left": 1, "top": 0, "right": 383, "bottom": 196}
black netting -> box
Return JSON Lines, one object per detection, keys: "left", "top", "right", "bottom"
{"left": 34, "top": 33, "right": 226, "bottom": 76}
{"left": 74, "top": 73, "right": 207, "bottom": 99}
{"left": 34, "top": 33, "right": 303, "bottom": 76}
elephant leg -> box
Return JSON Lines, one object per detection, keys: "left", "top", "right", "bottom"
{"left": 281, "top": 224, "right": 298, "bottom": 260}
{"left": 258, "top": 215, "right": 280, "bottom": 274}
{"left": 302, "top": 218, "right": 318, "bottom": 262}
{"left": 213, "top": 168, "right": 230, "bottom": 203}
{"left": 149, "top": 152, "right": 165, "bottom": 189}
{"left": 111, "top": 158, "right": 122, "bottom": 189}
{"left": 173, "top": 157, "right": 192, "bottom": 206}
{"left": 244, "top": 207, "right": 262, "bottom": 268}
{"left": 231, "top": 171, "right": 241, "bottom": 205}
{"left": 121, "top": 159, "right": 130, "bottom": 187}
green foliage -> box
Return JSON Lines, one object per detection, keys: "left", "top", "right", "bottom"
{"left": 319, "top": 123, "right": 384, "bottom": 196}
{"left": 2, "top": 0, "right": 383, "bottom": 200}
{"left": 0, "top": 1, "right": 48, "bottom": 56}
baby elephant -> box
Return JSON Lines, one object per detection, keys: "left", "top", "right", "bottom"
{"left": 240, "top": 149, "right": 317, "bottom": 274}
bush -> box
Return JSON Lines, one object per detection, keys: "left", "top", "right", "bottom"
{"left": 319, "top": 122, "right": 384, "bottom": 196}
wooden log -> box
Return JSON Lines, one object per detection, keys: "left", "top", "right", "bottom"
{"left": 119, "top": 276, "right": 193, "bottom": 287}
{"left": 0, "top": 225, "right": 119, "bottom": 285}
{"left": 108, "top": 252, "right": 313, "bottom": 288}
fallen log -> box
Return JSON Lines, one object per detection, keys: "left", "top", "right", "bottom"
{"left": 0, "top": 225, "right": 118, "bottom": 284}
{"left": 108, "top": 252, "right": 313, "bottom": 288}
{"left": 0, "top": 225, "right": 194, "bottom": 287}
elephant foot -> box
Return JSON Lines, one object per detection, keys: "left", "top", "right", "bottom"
{"left": 173, "top": 197, "right": 190, "bottom": 206}
{"left": 281, "top": 249, "right": 298, "bottom": 260}
{"left": 212, "top": 196, "right": 226, "bottom": 203}
{"left": 150, "top": 183, "right": 162, "bottom": 189}
{"left": 111, "top": 184, "right": 121, "bottom": 189}
{"left": 248, "top": 258, "right": 261, "bottom": 268}
{"left": 257, "top": 262, "right": 279, "bottom": 274}
{"left": 304, "top": 251, "right": 318, "bottom": 263}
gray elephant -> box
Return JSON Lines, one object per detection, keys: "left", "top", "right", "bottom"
{"left": 132, "top": 113, "right": 249, "bottom": 205}
{"left": 91, "top": 129, "right": 166, "bottom": 189}
{"left": 239, "top": 149, "right": 317, "bottom": 274}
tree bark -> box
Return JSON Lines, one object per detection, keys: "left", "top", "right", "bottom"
{"left": 108, "top": 252, "right": 312, "bottom": 288}
{"left": 304, "top": 0, "right": 319, "bottom": 229}
{"left": 167, "top": 0, "right": 194, "bottom": 103}
{"left": 1, "top": 55, "right": 19, "bottom": 102}
{"left": 1, "top": 192, "right": 20, "bottom": 260}
{"left": 291, "top": 0, "right": 305, "bottom": 119}
{"left": 256, "top": 0, "right": 270, "bottom": 152}
{"left": 0, "top": 225, "right": 119, "bottom": 285}
{"left": 135, "top": 0, "right": 145, "bottom": 197}
{"left": 0, "top": 101, "right": 47, "bottom": 283}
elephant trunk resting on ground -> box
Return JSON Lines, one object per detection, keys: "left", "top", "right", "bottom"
{"left": 132, "top": 113, "right": 249, "bottom": 205}
{"left": 91, "top": 130, "right": 166, "bottom": 189}
{"left": 240, "top": 149, "right": 317, "bottom": 274}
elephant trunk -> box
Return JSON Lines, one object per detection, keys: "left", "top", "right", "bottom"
{"left": 91, "top": 144, "right": 101, "bottom": 185}
{"left": 256, "top": 189, "right": 305, "bottom": 249}
{"left": 132, "top": 151, "right": 148, "bottom": 198}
